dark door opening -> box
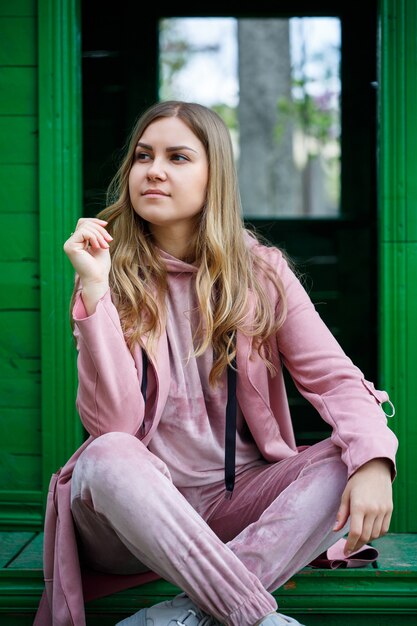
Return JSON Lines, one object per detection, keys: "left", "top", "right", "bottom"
{"left": 81, "top": 0, "right": 378, "bottom": 445}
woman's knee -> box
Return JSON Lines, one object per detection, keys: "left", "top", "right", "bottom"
{"left": 77, "top": 432, "right": 145, "bottom": 472}
{"left": 72, "top": 432, "right": 170, "bottom": 495}
{"left": 85, "top": 431, "right": 145, "bottom": 457}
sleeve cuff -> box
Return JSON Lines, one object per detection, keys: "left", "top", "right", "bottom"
{"left": 73, "top": 289, "right": 111, "bottom": 321}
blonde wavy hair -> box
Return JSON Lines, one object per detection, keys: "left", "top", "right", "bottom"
{"left": 72, "top": 100, "right": 287, "bottom": 383}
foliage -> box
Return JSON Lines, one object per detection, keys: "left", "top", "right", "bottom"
{"left": 159, "top": 20, "right": 238, "bottom": 133}
{"left": 281, "top": 89, "right": 337, "bottom": 140}
{"left": 159, "top": 19, "right": 194, "bottom": 100}
{"left": 211, "top": 104, "right": 237, "bottom": 131}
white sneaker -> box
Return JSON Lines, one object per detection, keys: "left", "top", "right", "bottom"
{"left": 258, "top": 612, "right": 306, "bottom": 625}
{"left": 114, "top": 592, "right": 221, "bottom": 625}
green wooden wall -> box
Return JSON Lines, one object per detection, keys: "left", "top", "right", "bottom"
{"left": 38, "top": 0, "right": 83, "bottom": 514}
{"left": 0, "top": 0, "right": 42, "bottom": 529}
{"left": 0, "top": 0, "right": 83, "bottom": 530}
{"left": 0, "top": 0, "right": 416, "bottom": 534}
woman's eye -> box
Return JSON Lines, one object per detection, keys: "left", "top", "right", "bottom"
{"left": 171, "top": 153, "right": 188, "bottom": 162}
{"left": 135, "top": 152, "right": 151, "bottom": 161}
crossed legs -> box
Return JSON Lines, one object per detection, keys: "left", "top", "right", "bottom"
{"left": 71, "top": 433, "right": 348, "bottom": 626}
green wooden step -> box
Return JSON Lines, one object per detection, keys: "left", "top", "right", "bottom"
{"left": 0, "top": 532, "right": 416, "bottom": 625}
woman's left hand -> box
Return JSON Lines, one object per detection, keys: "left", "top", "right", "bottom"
{"left": 333, "top": 457, "right": 393, "bottom": 556}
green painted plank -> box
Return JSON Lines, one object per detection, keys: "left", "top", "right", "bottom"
{"left": 0, "top": 18, "right": 36, "bottom": 65}
{"left": 0, "top": 452, "right": 41, "bottom": 491}
{"left": 0, "top": 0, "right": 36, "bottom": 17}
{"left": 379, "top": 0, "right": 417, "bottom": 242}
{"left": 0, "top": 312, "right": 39, "bottom": 357}
{"left": 380, "top": 242, "right": 417, "bottom": 531}
{"left": 0, "top": 544, "right": 416, "bottom": 624}
{"left": 0, "top": 375, "right": 41, "bottom": 410}
{"left": 1, "top": 534, "right": 412, "bottom": 571}
{"left": 379, "top": 1, "right": 417, "bottom": 532}
{"left": 374, "top": 533, "right": 417, "bottom": 569}
{"left": 0, "top": 490, "right": 41, "bottom": 503}
{"left": 0, "top": 68, "right": 37, "bottom": 115}
{"left": 404, "top": 66, "right": 417, "bottom": 240}
{"left": 0, "top": 513, "right": 42, "bottom": 531}
{"left": 38, "top": 0, "right": 84, "bottom": 500}
{"left": 8, "top": 532, "right": 42, "bottom": 569}
{"left": 0, "top": 355, "right": 40, "bottom": 407}
{"left": 0, "top": 319, "right": 40, "bottom": 409}
{"left": 0, "top": 313, "right": 41, "bottom": 414}
{"left": 87, "top": 570, "right": 417, "bottom": 611}
{"left": 0, "top": 379, "right": 39, "bottom": 409}
{"left": 0, "top": 357, "right": 40, "bottom": 381}
{"left": 0, "top": 409, "right": 40, "bottom": 454}
{"left": 0, "top": 532, "right": 34, "bottom": 568}
{"left": 0, "top": 262, "right": 40, "bottom": 309}
{"left": 0, "top": 490, "right": 42, "bottom": 530}
{"left": 1, "top": 532, "right": 414, "bottom": 573}
{"left": 0, "top": 118, "right": 37, "bottom": 165}
{"left": 0, "top": 618, "right": 42, "bottom": 626}
{"left": 0, "top": 214, "right": 38, "bottom": 260}
{"left": 0, "top": 166, "right": 38, "bottom": 214}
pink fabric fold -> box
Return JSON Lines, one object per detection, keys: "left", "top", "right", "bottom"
{"left": 309, "top": 537, "right": 379, "bottom": 569}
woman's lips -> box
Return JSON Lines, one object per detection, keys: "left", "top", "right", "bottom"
{"left": 142, "top": 189, "right": 169, "bottom": 196}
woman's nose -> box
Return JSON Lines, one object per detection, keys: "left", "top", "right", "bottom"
{"left": 146, "top": 158, "right": 167, "bottom": 181}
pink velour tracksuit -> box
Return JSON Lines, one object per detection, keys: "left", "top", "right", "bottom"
{"left": 34, "top": 232, "right": 398, "bottom": 626}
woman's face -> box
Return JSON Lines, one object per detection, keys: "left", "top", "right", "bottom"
{"left": 128, "top": 116, "right": 209, "bottom": 235}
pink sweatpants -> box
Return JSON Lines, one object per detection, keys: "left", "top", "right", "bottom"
{"left": 71, "top": 433, "right": 349, "bottom": 626}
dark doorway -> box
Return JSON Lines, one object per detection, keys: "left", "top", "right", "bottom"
{"left": 81, "top": 0, "right": 378, "bottom": 445}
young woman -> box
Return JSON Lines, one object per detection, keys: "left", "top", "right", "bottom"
{"left": 36, "top": 101, "right": 397, "bottom": 626}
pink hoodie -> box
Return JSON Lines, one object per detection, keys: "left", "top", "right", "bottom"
{"left": 34, "top": 233, "right": 398, "bottom": 625}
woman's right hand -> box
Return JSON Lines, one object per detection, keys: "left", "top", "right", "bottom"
{"left": 64, "top": 218, "right": 113, "bottom": 314}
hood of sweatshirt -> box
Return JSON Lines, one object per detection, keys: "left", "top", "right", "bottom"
{"left": 157, "top": 228, "right": 258, "bottom": 274}
{"left": 157, "top": 247, "right": 198, "bottom": 274}
{"left": 156, "top": 241, "right": 240, "bottom": 498}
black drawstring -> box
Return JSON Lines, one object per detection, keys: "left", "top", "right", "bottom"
{"left": 140, "top": 347, "right": 237, "bottom": 499}
{"left": 140, "top": 348, "right": 148, "bottom": 435}
{"left": 141, "top": 348, "right": 148, "bottom": 401}
{"left": 224, "top": 357, "right": 237, "bottom": 499}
